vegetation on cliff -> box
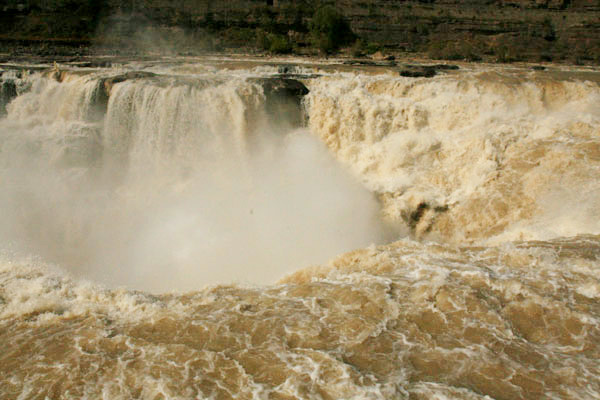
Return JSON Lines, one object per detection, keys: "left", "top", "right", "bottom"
{"left": 0, "top": 0, "right": 598, "bottom": 64}
{"left": 309, "top": 6, "right": 354, "bottom": 54}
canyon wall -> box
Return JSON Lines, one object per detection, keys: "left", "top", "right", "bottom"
{"left": 0, "top": 0, "right": 599, "bottom": 62}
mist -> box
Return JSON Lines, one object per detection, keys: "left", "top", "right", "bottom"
{"left": 0, "top": 72, "right": 393, "bottom": 293}
{"left": 92, "top": 12, "right": 215, "bottom": 56}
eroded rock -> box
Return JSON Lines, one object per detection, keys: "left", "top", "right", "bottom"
{"left": 252, "top": 78, "right": 310, "bottom": 128}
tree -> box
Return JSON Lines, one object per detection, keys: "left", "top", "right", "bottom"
{"left": 309, "top": 6, "right": 354, "bottom": 54}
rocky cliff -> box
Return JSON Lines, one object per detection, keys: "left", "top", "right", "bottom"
{"left": 0, "top": 0, "right": 598, "bottom": 63}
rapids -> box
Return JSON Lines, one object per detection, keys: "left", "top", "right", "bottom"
{"left": 0, "top": 59, "right": 599, "bottom": 399}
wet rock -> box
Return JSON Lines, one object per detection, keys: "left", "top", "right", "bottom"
{"left": 255, "top": 77, "right": 309, "bottom": 101}
{"left": 398, "top": 64, "right": 459, "bottom": 78}
{"left": 101, "top": 71, "right": 158, "bottom": 96}
{"left": 86, "top": 80, "right": 110, "bottom": 122}
{"left": 0, "top": 79, "right": 17, "bottom": 115}
{"left": 408, "top": 202, "right": 431, "bottom": 230}
{"left": 398, "top": 66, "right": 437, "bottom": 78}
{"left": 252, "top": 78, "right": 310, "bottom": 128}
{"left": 48, "top": 68, "right": 68, "bottom": 82}
{"left": 403, "top": 202, "right": 449, "bottom": 236}
{"left": 430, "top": 64, "right": 460, "bottom": 70}
{"left": 343, "top": 59, "right": 396, "bottom": 67}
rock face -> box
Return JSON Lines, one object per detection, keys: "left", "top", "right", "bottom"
{"left": 257, "top": 77, "right": 309, "bottom": 100}
{"left": 252, "top": 78, "right": 310, "bottom": 129}
{"left": 0, "top": 0, "right": 598, "bottom": 63}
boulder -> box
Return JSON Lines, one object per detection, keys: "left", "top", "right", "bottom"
{"left": 397, "top": 64, "right": 458, "bottom": 78}
{"left": 398, "top": 66, "right": 437, "bottom": 78}
{"left": 256, "top": 78, "right": 309, "bottom": 99}
{"left": 430, "top": 64, "right": 460, "bottom": 70}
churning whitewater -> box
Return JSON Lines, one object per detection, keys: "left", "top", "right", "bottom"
{"left": 0, "top": 60, "right": 599, "bottom": 399}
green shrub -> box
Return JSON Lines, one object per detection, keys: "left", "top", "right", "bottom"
{"left": 268, "top": 34, "right": 292, "bottom": 54}
{"left": 256, "top": 30, "right": 270, "bottom": 50}
{"left": 256, "top": 31, "right": 292, "bottom": 54}
{"left": 309, "top": 6, "right": 355, "bottom": 54}
{"left": 365, "top": 42, "right": 382, "bottom": 55}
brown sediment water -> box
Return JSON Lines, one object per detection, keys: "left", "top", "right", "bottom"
{"left": 0, "top": 61, "right": 599, "bottom": 399}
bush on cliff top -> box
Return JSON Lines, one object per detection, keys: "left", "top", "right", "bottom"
{"left": 309, "top": 6, "right": 355, "bottom": 54}
{"left": 256, "top": 31, "right": 293, "bottom": 54}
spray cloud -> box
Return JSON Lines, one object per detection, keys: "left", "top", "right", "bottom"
{"left": 0, "top": 70, "right": 392, "bottom": 292}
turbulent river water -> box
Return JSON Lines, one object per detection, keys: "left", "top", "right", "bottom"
{"left": 0, "top": 59, "right": 599, "bottom": 399}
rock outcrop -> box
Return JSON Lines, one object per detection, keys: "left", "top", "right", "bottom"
{"left": 252, "top": 77, "right": 310, "bottom": 128}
